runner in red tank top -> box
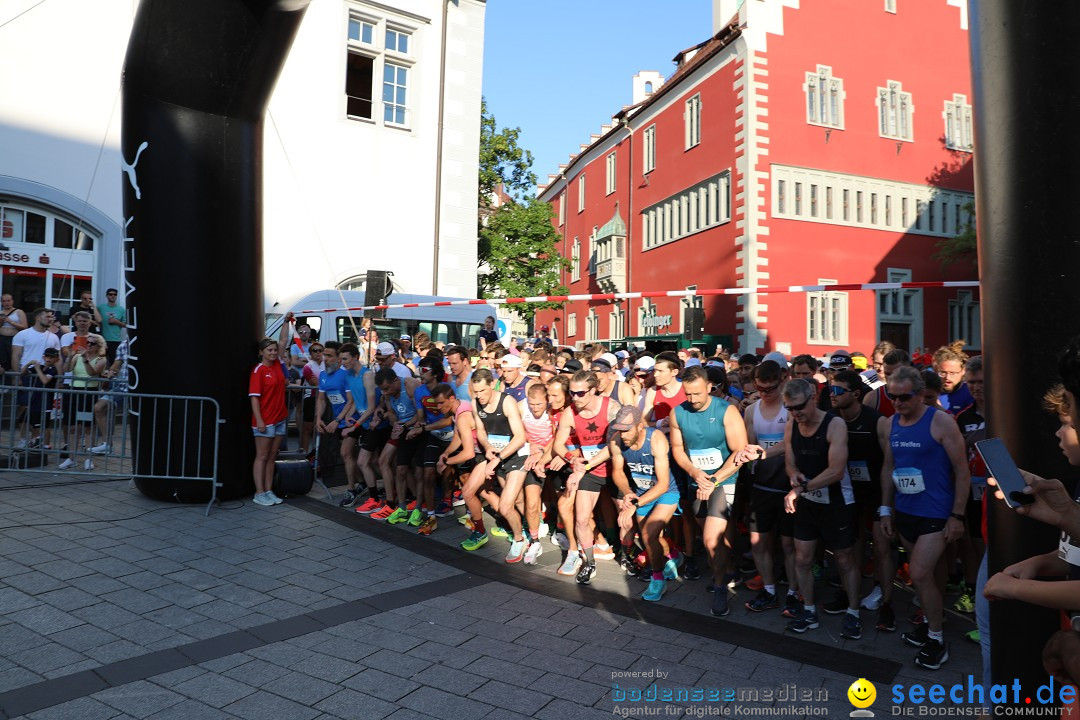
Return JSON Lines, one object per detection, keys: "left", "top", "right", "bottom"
{"left": 864, "top": 348, "right": 911, "bottom": 417}
{"left": 645, "top": 352, "right": 687, "bottom": 430}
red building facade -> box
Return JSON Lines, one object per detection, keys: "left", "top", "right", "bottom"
{"left": 535, "top": 0, "right": 977, "bottom": 358}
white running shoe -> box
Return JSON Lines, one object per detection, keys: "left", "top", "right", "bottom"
{"left": 537, "top": 522, "right": 550, "bottom": 539}
{"left": 58, "top": 458, "right": 74, "bottom": 470}
{"left": 265, "top": 490, "right": 283, "bottom": 505}
{"left": 860, "top": 585, "right": 883, "bottom": 611}
{"left": 252, "top": 492, "right": 274, "bottom": 506}
{"left": 83, "top": 459, "right": 94, "bottom": 471}
{"left": 523, "top": 540, "right": 544, "bottom": 565}
{"left": 552, "top": 532, "right": 569, "bottom": 550}
{"left": 89, "top": 443, "right": 111, "bottom": 455}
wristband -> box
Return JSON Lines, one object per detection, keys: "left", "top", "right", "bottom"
{"left": 878, "top": 505, "right": 892, "bottom": 517}
{"left": 798, "top": 478, "right": 808, "bottom": 492}
{"left": 949, "top": 512, "right": 965, "bottom": 522}
{"left": 628, "top": 496, "right": 639, "bottom": 506}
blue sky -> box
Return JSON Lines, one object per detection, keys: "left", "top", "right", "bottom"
{"left": 482, "top": 0, "right": 713, "bottom": 191}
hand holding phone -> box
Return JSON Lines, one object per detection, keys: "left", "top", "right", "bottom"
{"left": 976, "top": 438, "right": 1035, "bottom": 508}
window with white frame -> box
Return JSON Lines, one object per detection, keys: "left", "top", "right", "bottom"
{"left": 586, "top": 310, "right": 598, "bottom": 342}
{"left": 642, "top": 172, "right": 731, "bottom": 250}
{"left": 346, "top": 14, "right": 415, "bottom": 127}
{"left": 877, "top": 81, "right": 913, "bottom": 141}
{"left": 568, "top": 313, "right": 577, "bottom": 337}
{"left": 807, "top": 279, "right": 848, "bottom": 345}
{"left": 804, "top": 65, "right": 845, "bottom": 129}
{"left": 578, "top": 174, "right": 586, "bottom": 212}
{"left": 609, "top": 307, "right": 624, "bottom": 340}
{"left": 943, "top": 94, "right": 973, "bottom": 152}
{"left": 643, "top": 125, "right": 656, "bottom": 174}
{"left": 949, "top": 291, "right": 981, "bottom": 350}
{"left": 559, "top": 191, "right": 566, "bottom": 226}
{"left": 685, "top": 94, "right": 702, "bottom": 149}
{"left": 606, "top": 152, "right": 617, "bottom": 195}
{"left": 571, "top": 237, "right": 581, "bottom": 282}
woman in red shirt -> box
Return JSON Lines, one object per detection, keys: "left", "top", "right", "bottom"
{"left": 249, "top": 339, "right": 288, "bottom": 506}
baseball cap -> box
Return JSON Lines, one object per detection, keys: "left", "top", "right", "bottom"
{"left": 851, "top": 356, "right": 868, "bottom": 371}
{"left": 43, "top": 348, "right": 59, "bottom": 357}
{"left": 399, "top": 334, "right": 411, "bottom": 341}
{"left": 615, "top": 350, "right": 629, "bottom": 359}
{"left": 376, "top": 342, "right": 396, "bottom": 356}
{"left": 541, "top": 324, "right": 549, "bottom": 331}
{"left": 610, "top": 404, "right": 643, "bottom": 433}
{"left": 828, "top": 349, "right": 852, "bottom": 369}
{"left": 500, "top": 355, "right": 522, "bottom": 368}
{"left": 634, "top": 356, "right": 656, "bottom": 371}
{"left": 705, "top": 359, "right": 724, "bottom": 368}
{"left": 590, "top": 358, "right": 613, "bottom": 372}
{"left": 685, "top": 358, "right": 702, "bottom": 367}
{"left": 559, "top": 359, "right": 583, "bottom": 374}
{"left": 599, "top": 352, "right": 619, "bottom": 368}
{"left": 763, "top": 351, "right": 789, "bottom": 369}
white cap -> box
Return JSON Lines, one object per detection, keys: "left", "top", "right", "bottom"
{"left": 500, "top": 355, "right": 522, "bottom": 368}
{"left": 600, "top": 352, "right": 619, "bottom": 368}
{"left": 634, "top": 356, "right": 656, "bottom": 371}
{"left": 763, "top": 351, "right": 789, "bottom": 369}
{"left": 376, "top": 342, "right": 396, "bottom": 356}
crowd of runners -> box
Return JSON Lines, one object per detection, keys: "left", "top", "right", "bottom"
{"left": 249, "top": 323, "right": 1069, "bottom": 675}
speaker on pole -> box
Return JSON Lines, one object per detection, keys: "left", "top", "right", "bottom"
{"left": 364, "top": 270, "right": 390, "bottom": 319}
{"left": 684, "top": 307, "right": 704, "bottom": 342}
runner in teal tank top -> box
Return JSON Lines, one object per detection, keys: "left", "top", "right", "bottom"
{"left": 669, "top": 366, "right": 748, "bottom": 618}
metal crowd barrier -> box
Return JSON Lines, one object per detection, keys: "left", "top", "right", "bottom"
{"left": 0, "top": 370, "right": 223, "bottom": 515}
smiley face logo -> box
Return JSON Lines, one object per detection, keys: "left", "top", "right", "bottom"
{"left": 848, "top": 678, "right": 876, "bottom": 709}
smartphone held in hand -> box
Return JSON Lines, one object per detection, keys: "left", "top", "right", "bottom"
{"left": 976, "top": 438, "right": 1035, "bottom": 508}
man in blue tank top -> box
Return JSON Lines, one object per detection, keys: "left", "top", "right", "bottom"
{"left": 781, "top": 378, "right": 862, "bottom": 641}
{"left": 670, "top": 365, "right": 747, "bottom": 618}
{"left": 375, "top": 368, "right": 424, "bottom": 526}
{"left": 880, "top": 365, "right": 971, "bottom": 671}
{"left": 609, "top": 405, "right": 680, "bottom": 602}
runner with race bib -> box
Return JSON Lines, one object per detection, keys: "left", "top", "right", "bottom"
{"left": 880, "top": 365, "right": 971, "bottom": 671}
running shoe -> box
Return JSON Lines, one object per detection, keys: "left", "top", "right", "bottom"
{"left": 746, "top": 590, "right": 779, "bottom": 613}
{"left": 552, "top": 532, "right": 569, "bottom": 550}
{"left": 823, "top": 592, "right": 849, "bottom": 615}
{"left": 418, "top": 516, "right": 437, "bottom": 536}
{"left": 252, "top": 492, "right": 273, "bottom": 506}
{"left": 266, "top": 490, "right": 283, "bottom": 505}
{"left": 642, "top": 578, "right": 666, "bottom": 602}
{"left": 902, "top": 622, "right": 930, "bottom": 648}
{"left": 89, "top": 442, "right": 111, "bottom": 455}
{"left": 461, "top": 530, "right": 488, "bottom": 551}
{"left": 745, "top": 575, "right": 764, "bottom": 592}
{"left": 371, "top": 505, "right": 395, "bottom": 520}
{"left": 28, "top": 436, "right": 42, "bottom": 449}
{"left": 711, "top": 589, "right": 730, "bottom": 617}
{"left": 909, "top": 608, "right": 926, "bottom": 626}
{"left": 523, "top": 540, "right": 544, "bottom": 565}
{"left": 83, "top": 458, "right": 95, "bottom": 471}
{"left": 782, "top": 593, "right": 804, "bottom": 619}
{"left": 965, "top": 629, "right": 980, "bottom": 644}
{"left": 668, "top": 550, "right": 685, "bottom": 569}
{"left": 662, "top": 558, "right": 680, "bottom": 581}
{"left": 338, "top": 490, "right": 358, "bottom": 508}
{"left": 356, "top": 498, "right": 382, "bottom": 514}
{"left": 433, "top": 501, "right": 454, "bottom": 517}
{"left": 953, "top": 591, "right": 975, "bottom": 613}
{"left": 786, "top": 608, "right": 819, "bottom": 633}
{"left": 558, "top": 552, "right": 582, "bottom": 576}
{"left": 576, "top": 562, "right": 597, "bottom": 585}
{"left": 386, "top": 507, "right": 409, "bottom": 524}
{"left": 896, "top": 562, "right": 912, "bottom": 586}
{"left": 458, "top": 516, "right": 474, "bottom": 531}
{"left": 490, "top": 525, "right": 509, "bottom": 540}
{"left": 841, "top": 613, "right": 863, "bottom": 640}
{"left": 617, "top": 551, "right": 640, "bottom": 577}
{"left": 408, "top": 509, "right": 424, "bottom": 527}
{"left": 537, "top": 522, "right": 550, "bottom": 540}
{"left": 682, "top": 556, "right": 701, "bottom": 581}
{"left": 406, "top": 500, "right": 417, "bottom": 512}
{"left": 593, "top": 544, "right": 615, "bottom": 560}
{"left": 451, "top": 490, "right": 465, "bottom": 507}
{"left": 861, "top": 585, "right": 883, "bottom": 611}
{"left": 506, "top": 539, "right": 526, "bottom": 563}
{"left": 876, "top": 603, "right": 897, "bottom": 632}
{"left": 914, "top": 639, "right": 949, "bottom": 670}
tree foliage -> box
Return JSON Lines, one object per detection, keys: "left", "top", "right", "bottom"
{"left": 477, "top": 99, "right": 567, "bottom": 320}
{"left": 932, "top": 199, "right": 977, "bottom": 271}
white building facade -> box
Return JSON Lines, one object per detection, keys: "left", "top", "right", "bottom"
{"left": 0, "top": 0, "right": 485, "bottom": 317}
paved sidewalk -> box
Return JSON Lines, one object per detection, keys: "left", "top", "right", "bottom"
{"left": 0, "top": 473, "right": 983, "bottom": 719}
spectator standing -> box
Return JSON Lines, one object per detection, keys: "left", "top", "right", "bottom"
{"left": 67, "top": 290, "right": 102, "bottom": 332}
{"left": 249, "top": 338, "right": 287, "bottom": 506}
{"left": 60, "top": 312, "right": 93, "bottom": 360}
{"left": 0, "top": 293, "right": 27, "bottom": 373}
{"left": 97, "top": 288, "right": 127, "bottom": 364}
{"left": 477, "top": 315, "right": 498, "bottom": 350}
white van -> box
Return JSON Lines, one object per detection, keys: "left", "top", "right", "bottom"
{"left": 264, "top": 289, "right": 499, "bottom": 348}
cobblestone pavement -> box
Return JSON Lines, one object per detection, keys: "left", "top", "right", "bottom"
{"left": 0, "top": 472, "right": 983, "bottom": 719}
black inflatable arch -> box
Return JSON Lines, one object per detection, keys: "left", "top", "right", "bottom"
{"left": 122, "top": 0, "right": 310, "bottom": 502}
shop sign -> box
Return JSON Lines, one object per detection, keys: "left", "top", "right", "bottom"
{"left": 642, "top": 312, "right": 673, "bottom": 330}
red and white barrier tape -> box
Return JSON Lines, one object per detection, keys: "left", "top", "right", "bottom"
{"left": 300, "top": 281, "right": 980, "bottom": 314}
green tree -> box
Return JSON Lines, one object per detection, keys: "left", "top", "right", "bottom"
{"left": 933, "top": 199, "right": 977, "bottom": 271}
{"left": 477, "top": 99, "right": 567, "bottom": 320}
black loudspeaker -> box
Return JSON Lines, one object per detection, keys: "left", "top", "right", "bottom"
{"left": 364, "top": 271, "right": 390, "bottom": 319}
{"left": 684, "top": 307, "right": 704, "bottom": 341}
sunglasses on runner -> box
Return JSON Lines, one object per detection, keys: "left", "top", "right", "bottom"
{"left": 755, "top": 382, "right": 780, "bottom": 394}
{"left": 569, "top": 389, "right": 591, "bottom": 398}
{"left": 784, "top": 399, "right": 810, "bottom": 412}
{"left": 886, "top": 391, "right": 917, "bottom": 402}
{"left": 830, "top": 385, "right": 852, "bottom": 396}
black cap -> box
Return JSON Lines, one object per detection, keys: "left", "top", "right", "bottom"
{"left": 559, "top": 359, "right": 583, "bottom": 374}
